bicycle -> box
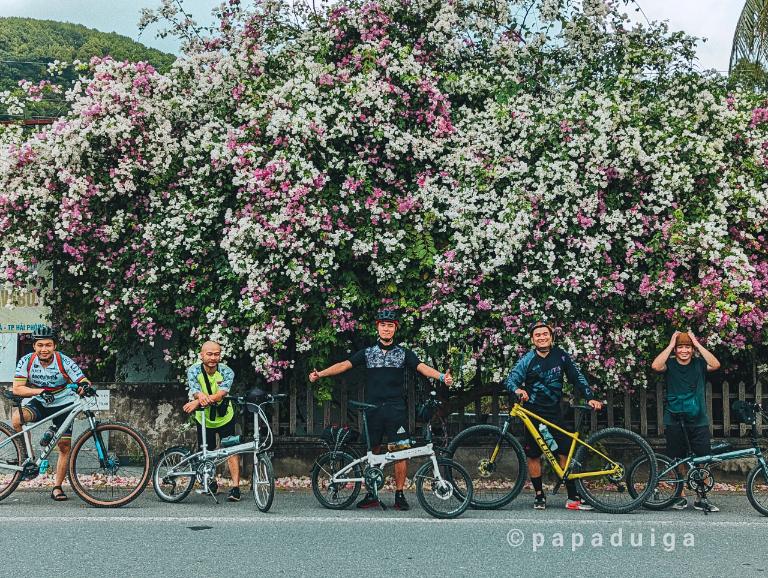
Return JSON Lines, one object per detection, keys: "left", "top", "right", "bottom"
{"left": 0, "top": 384, "right": 151, "bottom": 507}
{"left": 310, "top": 395, "right": 473, "bottom": 519}
{"left": 152, "top": 390, "right": 286, "bottom": 511}
{"left": 446, "top": 396, "right": 658, "bottom": 513}
{"left": 626, "top": 401, "right": 768, "bottom": 515}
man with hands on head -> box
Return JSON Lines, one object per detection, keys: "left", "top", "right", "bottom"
{"left": 310, "top": 309, "right": 452, "bottom": 511}
{"left": 651, "top": 330, "right": 720, "bottom": 512}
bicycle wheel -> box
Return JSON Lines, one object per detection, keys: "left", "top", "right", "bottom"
{"left": 627, "top": 453, "right": 683, "bottom": 510}
{"left": 311, "top": 451, "right": 362, "bottom": 509}
{"left": 0, "top": 422, "right": 23, "bottom": 502}
{"left": 152, "top": 447, "right": 196, "bottom": 503}
{"left": 415, "top": 457, "right": 473, "bottom": 519}
{"left": 447, "top": 424, "right": 526, "bottom": 509}
{"left": 252, "top": 452, "right": 275, "bottom": 512}
{"left": 572, "top": 427, "right": 656, "bottom": 514}
{"left": 69, "top": 421, "right": 151, "bottom": 507}
{"left": 746, "top": 463, "right": 768, "bottom": 516}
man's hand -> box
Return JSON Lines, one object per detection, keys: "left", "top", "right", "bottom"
{"left": 588, "top": 399, "right": 603, "bottom": 411}
{"left": 514, "top": 388, "right": 529, "bottom": 403}
{"left": 40, "top": 391, "right": 55, "bottom": 404}
{"left": 688, "top": 330, "right": 702, "bottom": 349}
{"left": 183, "top": 399, "right": 200, "bottom": 414}
{"left": 196, "top": 393, "right": 212, "bottom": 407}
{"left": 309, "top": 368, "right": 320, "bottom": 383}
{"left": 443, "top": 370, "right": 453, "bottom": 386}
{"left": 668, "top": 331, "right": 680, "bottom": 349}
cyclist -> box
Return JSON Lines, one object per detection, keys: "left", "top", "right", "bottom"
{"left": 309, "top": 309, "right": 452, "bottom": 511}
{"left": 651, "top": 330, "right": 721, "bottom": 512}
{"left": 184, "top": 341, "right": 241, "bottom": 502}
{"left": 11, "top": 326, "right": 91, "bottom": 501}
{"left": 505, "top": 320, "right": 602, "bottom": 511}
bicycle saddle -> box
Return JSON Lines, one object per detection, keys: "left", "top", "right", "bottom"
{"left": 349, "top": 400, "right": 378, "bottom": 411}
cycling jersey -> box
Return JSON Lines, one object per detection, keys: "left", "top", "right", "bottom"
{"left": 14, "top": 352, "right": 87, "bottom": 408}
{"left": 186, "top": 363, "right": 235, "bottom": 428}
{"left": 348, "top": 342, "right": 421, "bottom": 404}
{"left": 504, "top": 346, "right": 594, "bottom": 408}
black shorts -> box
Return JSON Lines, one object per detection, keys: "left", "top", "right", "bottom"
{"left": 522, "top": 405, "right": 570, "bottom": 458}
{"left": 196, "top": 419, "right": 236, "bottom": 451}
{"left": 665, "top": 423, "right": 711, "bottom": 459}
{"left": 24, "top": 399, "right": 75, "bottom": 438}
{"left": 366, "top": 402, "right": 409, "bottom": 448}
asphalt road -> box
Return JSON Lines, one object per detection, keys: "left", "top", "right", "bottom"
{"left": 0, "top": 489, "right": 766, "bottom": 577}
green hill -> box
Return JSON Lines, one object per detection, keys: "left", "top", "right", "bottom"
{"left": 0, "top": 17, "right": 176, "bottom": 119}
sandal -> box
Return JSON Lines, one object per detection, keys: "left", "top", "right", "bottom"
{"left": 51, "top": 486, "right": 68, "bottom": 501}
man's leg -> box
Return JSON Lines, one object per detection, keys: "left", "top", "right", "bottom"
{"left": 228, "top": 455, "right": 240, "bottom": 487}
{"left": 394, "top": 459, "right": 407, "bottom": 491}
{"left": 53, "top": 438, "right": 71, "bottom": 498}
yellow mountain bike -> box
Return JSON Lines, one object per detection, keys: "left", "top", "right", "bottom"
{"left": 447, "top": 398, "right": 658, "bottom": 513}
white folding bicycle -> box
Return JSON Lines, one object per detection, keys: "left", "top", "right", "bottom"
{"left": 311, "top": 397, "right": 473, "bottom": 519}
{"left": 152, "top": 389, "right": 285, "bottom": 511}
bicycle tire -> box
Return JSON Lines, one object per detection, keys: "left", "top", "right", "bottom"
{"left": 252, "top": 452, "right": 275, "bottom": 512}
{"left": 69, "top": 421, "right": 151, "bottom": 507}
{"left": 746, "top": 463, "right": 768, "bottom": 516}
{"left": 446, "top": 424, "right": 526, "bottom": 509}
{"left": 152, "top": 446, "right": 196, "bottom": 503}
{"left": 311, "top": 451, "right": 361, "bottom": 510}
{"left": 0, "top": 421, "right": 23, "bottom": 502}
{"left": 572, "top": 427, "right": 656, "bottom": 514}
{"left": 415, "top": 457, "right": 473, "bottom": 519}
{"left": 627, "top": 453, "right": 683, "bottom": 510}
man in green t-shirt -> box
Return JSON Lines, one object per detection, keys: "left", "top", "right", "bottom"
{"left": 651, "top": 331, "right": 721, "bottom": 511}
{"left": 185, "top": 341, "right": 240, "bottom": 502}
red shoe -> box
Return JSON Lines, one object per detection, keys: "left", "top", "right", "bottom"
{"left": 356, "top": 493, "right": 381, "bottom": 509}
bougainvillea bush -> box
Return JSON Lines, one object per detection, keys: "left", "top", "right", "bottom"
{"left": 1, "top": 0, "right": 767, "bottom": 398}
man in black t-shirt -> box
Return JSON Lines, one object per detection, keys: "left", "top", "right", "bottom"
{"left": 309, "top": 309, "right": 453, "bottom": 510}
{"left": 652, "top": 330, "right": 721, "bottom": 511}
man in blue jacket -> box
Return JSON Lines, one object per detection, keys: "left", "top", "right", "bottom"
{"left": 505, "top": 320, "right": 602, "bottom": 510}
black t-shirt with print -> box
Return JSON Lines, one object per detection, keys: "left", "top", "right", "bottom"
{"left": 348, "top": 342, "right": 421, "bottom": 403}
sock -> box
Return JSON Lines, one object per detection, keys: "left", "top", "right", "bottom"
{"left": 565, "top": 480, "right": 578, "bottom": 501}
{"left": 531, "top": 476, "right": 543, "bottom": 495}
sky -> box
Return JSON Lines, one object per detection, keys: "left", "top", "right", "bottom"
{"left": 0, "top": 0, "right": 746, "bottom": 72}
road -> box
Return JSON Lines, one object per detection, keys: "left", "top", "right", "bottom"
{"left": 0, "top": 489, "right": 765, "bottom": 577}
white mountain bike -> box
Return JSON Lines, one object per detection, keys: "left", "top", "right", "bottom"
{"left": 152, "top": 390, "right": 285, "bottom": 512}
{"left": 311, "top": 397, "right": 473, "bottom": 519}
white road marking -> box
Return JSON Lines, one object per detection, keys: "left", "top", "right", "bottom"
{"left": 0, "top": 515, "right": 766, "bottom": 527}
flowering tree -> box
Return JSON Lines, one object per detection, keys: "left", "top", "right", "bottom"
{"left": 1, "top": 0, "right": 766, "bottom": 399}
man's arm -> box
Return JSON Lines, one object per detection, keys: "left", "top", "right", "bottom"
{"left": 504, "top": 353, "right": 533, "bottom": 401}
{"left": 184, "top": 365, "right": 209, "bottom": 413}
{"left": 11, "top": 378, "right": 46, "bottom": 398}
{"left": 309, "top": 361, "right": 353, "bottom": 382}
{"left": 415, "top": 363, "right": 453, "bottom": 386}
{"left": 562, "top": 352, "right": 602, "bottom": 409}
{"left": 651, "top": 331, "right": 678, "bottom": 372}
{"left": 689, "top": 332, "right": 720, "bottom": 371}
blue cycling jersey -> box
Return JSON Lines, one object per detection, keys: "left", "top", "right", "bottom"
{"left": 14, "top": 352, "right": 86, "bottom": 408}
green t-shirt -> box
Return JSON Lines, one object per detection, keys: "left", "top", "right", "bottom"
{"left": 662, "top": 357, "right": 709, "bottom": 427}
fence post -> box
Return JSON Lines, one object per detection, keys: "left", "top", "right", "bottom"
{"left": 623, "top": 392, "right": 632, "bottom": 431}
{"left": 306, "top": 383, "right": 314, "bottom": 435}
{"left": 289, "top": 379, "right": 297, "bottom": 436}
{"left": 706, "top": 381, "right": 713, "bottom": 436}
{"left": 639, "top": 388, "right": 648, "bottom": 438}
{"left": 656, "top": 380, "right": 664, "bottom": 435}
{"left": 272, "top": 380, "right": 280, "bottom": 434}
{"left": 607, "top": 391, "right": 614, "bottom": 427}
{"left": 722, "top": 381, "right": 730, "bottom": 438}
{"left": 739, "top": 381, "right": 746, "bottom": 438}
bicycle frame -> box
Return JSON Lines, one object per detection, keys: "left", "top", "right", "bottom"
{"left": 329, "top": 443, "right": 442, "bottom": 485}
{"left": 509, "top": 403, "right": 621, "bottom": 480}
{"left": 0, "top": 394, "right": 104, "bottom": 474}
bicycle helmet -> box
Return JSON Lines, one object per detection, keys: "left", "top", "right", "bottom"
{"left": 375, "top": 309, "right": 400, "bottom": 324}
{"left": 31, "top": 326, "right": 56, "bottom": 343}
{"left": 528, "top": 319, "right": 553, "bottom": 337}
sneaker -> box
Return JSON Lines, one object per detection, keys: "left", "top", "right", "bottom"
{"left": 565, "top": 499, "right": 594, "bottom": 511}
{"left": 693, "top": 498, "right": 719, "bottom": 512}
{"left": 533, "top": 493, "right": 547, "bottom": 510}
{"left": 228, "top": 487, "right": 241, "bottom": 502}
{"left": 356, "top": 492, "right": 381, "bottom": 509}
{"left": 671, "top": 497, "right": 688, "bottom": 510}
{"left": 394, "top": 491, "right": 410, "bottom": 511}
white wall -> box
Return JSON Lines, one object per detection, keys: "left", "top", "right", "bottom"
{"left": 0, "top": 334, "right": 18, "bottom": 382}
